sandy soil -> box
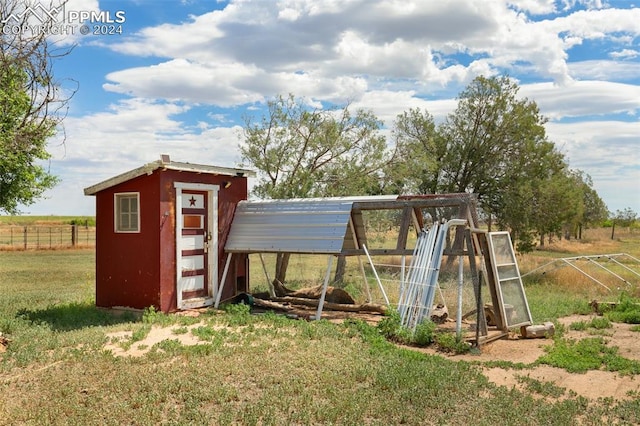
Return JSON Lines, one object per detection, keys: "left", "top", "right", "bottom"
{"left": 416, "top": 314, "right": 640, "bottom": 400}
{"left": 104, "top": 313, "right": 640, "bottom": 400}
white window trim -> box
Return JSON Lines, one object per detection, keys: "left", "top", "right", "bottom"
{"left": 114, "top": 192, "right": 141, "bottom": 233}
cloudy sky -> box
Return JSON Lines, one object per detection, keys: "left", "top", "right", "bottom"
{"left": 11, "top": 0, "right": 640, "bottom": 216}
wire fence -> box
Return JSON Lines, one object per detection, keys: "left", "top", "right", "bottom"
{"left": 0, "top": 225, "right": 96, "bottom": 250}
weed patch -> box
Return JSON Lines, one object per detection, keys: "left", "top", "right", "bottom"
{"left": 570, "top": 316, "right": 612, "bottom": 331}
{"left": 603, "top": 294, "right": 640, "bottom": 324}
{"left": 515, "top": 375, "right": 567, "bottom": 398}
{"left": 538, "top": 337, "right": 640, "bottom": 374}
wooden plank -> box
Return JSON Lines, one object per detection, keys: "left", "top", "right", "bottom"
{"left": 271, "top": 296, "right": 388, "bottom": 314}
{"left": 352, "top": 199, "right": 468, "bottom": 211}
{"left": 476, "top": 233, "right": 506, "bottom": 331}
{"left": 340, "top": 248, "right": 415, "bottom": 256}
{"left": 395, "top": 207, "right": 413, "bottom": 250}
{"left": 475, "top": 330, "right": 509, "bottom": 345}
{"left": 253, "top": 298, "right": 294, "bottom": 311}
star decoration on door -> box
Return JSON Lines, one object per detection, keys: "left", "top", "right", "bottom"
{"left": 189, "top": 196, "right": 197, "bottom": 206}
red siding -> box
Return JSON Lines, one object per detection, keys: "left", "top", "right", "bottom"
{"left": 94, "top": 167, "right": 249, "bottom": 313}
{"left": 95, "top": 172, "right": 161, "bottom": 310}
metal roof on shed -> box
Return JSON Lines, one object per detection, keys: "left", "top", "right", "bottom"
{"left": 224, "top": 196, "right": 397, "bottom": 254}
{"left": 84, "top": 159, "right": 256, "bottom": 195}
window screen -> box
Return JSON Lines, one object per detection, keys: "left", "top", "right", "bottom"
{"left": 115, "top": 193, "right": 139, "bottom": 232}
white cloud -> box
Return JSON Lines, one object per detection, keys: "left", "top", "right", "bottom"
{"left": 507, "top": 0, "right": 556, "bottom": 14}
{"left": 37, "top": 98, "right": 245, "bottom": 215}
{"left": 546, "top": 120, "right": 640, "bottom": 212}
{"left": 18, "top": 0, "right": 640, "bottom": 216}
{"left": 97, "top": 0, "right": 640, "bottom": 104}
{"left": 103, "top": 59, "right": 265, "bottom": 106}
{"left": 609, "top": 49, "right": 639, "bottom": 60}
{"left": 520, "top": 80, "right": 640, "bottom": 119}
{"left": 569, "top": 60, "right": 640, "bottom": 81}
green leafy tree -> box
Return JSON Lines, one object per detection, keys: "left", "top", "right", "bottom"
{"left": 436, "top": 76, "right": 552, "bottom": 218}
{"left": 565, "top": 170, "right": 608, "bottom": 239}
{"left": 239, "top": 94, "right": 397, "bottom": 283}
{"left": 391, "top": 76, "right": 607, "bottom": 252}
{"left": 240, "top": 94, "right": 393, "bottom": 199}
{"left": 391, "top": 108, "right": 442, "bottom": 194}
{"left": 0, "top": 0, "right": 74, "bottom": 213}
{"left": 533, "top": 171, "right": 582, "bottom": 247}
{"left": 0, "top": 64, "right": 58, "bottom": 213}
{"left": 613, "top": 208, "right": 638, "bottom": 228}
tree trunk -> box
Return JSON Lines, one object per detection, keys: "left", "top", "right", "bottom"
{"left": 275, "top": 253, "right": 290, "bottom": 283}
{"left": 333, "top": 255, "right": 347, "bottom": 287}
{"left": 445, "top": 226, "right": 466, "bottom": 267}
{"left": 539, "top": 233, "right": 545, "bottom": 247}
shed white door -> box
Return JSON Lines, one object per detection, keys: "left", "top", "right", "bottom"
{"left": 175, "top": 183, "right": 219, "bottom": 310}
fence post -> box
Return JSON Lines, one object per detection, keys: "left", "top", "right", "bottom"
{"left": 611, "top": 221, "right": 615, "bottom": 240}
{"left": 23, "top": 226, "right": 27, "bottom": 250}
{"left": 71, "top": 225, "right": 78, "bottom": 247}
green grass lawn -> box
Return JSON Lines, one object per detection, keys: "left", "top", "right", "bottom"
{"left": 1, "top": 240, "right": 640, "bottom": 424}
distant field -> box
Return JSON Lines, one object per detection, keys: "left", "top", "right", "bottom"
{"left": 0, "top": 216, "right": 96, "bottom": 226}
{"left": 0, "top": 216, "right": 96, "bottom": 250}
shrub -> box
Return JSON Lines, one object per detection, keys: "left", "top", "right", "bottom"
{"left": 377, "top": 310, "right": 412, "bottom": 344}
{"left": 413, "top": 320, "right": 436, "bottom": 346}
{"left": 376, "top": 310, "right": 436, "bottom": 346}
{"left": 223, "top": 303, "right": 252, "bottom": 326}
{"left": 434, "top": 332, "right": 471, "bottom": 354}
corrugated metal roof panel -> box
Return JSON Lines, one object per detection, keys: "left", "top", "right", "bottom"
{"left": 224, "top": 198, "right": 362, "bottom": 254}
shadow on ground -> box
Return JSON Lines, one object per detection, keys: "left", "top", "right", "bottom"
{"left": 16, "top": 302, "right": 140, "bottom": 331}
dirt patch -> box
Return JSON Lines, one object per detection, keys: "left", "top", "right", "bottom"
{"left": 102, "top": 312, "right": 639, "bottom": 400}
{"left": 104, "top": 321, "right": 298, "bottom": 357}
{"left": 483, "top": 366, "right": 640, "bottom": 401}
{"left": 416, "top": 315, "right": 640, "bottom": 400}
{"left": 104, "top": 324, "right": 205, "bottom": 357}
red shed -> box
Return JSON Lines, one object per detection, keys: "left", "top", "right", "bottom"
{"left": 84, "top": 156, "right": 256, "bottom": 312}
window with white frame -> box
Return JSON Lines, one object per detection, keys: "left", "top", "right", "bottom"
{"left": 114, "top": 193, "right": 140, "bottom": 232}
